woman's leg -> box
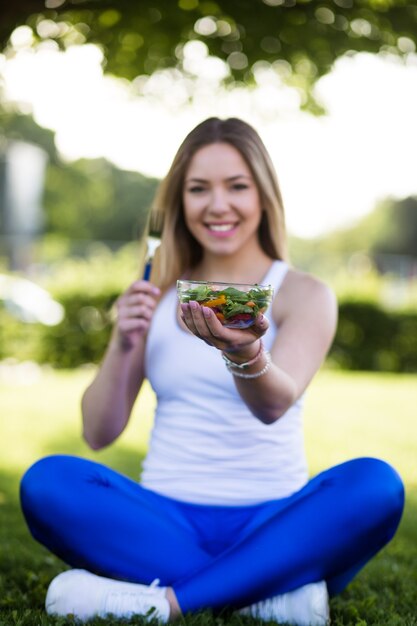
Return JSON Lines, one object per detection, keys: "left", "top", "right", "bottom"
{"left": 173, "top": 457, "right": 404, "bottom": 613}
{"left": 20, "top": 454, "right": 213, "bottom": 584}
{"left": 21, "top": 455, "right": 404, "bottom": 619}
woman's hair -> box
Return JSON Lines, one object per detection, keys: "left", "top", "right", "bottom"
{"left": 149, "top": 117, "right": 288, "bottom": 290}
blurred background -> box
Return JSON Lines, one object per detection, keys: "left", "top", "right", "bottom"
{"left": 1, "top": 0, "right": 417, "bottom": 373}
{"left": 2, "top": 7, "right": 417, "bottom": 620}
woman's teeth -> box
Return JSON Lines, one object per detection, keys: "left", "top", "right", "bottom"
{"left": 208, "top": 224, "right": 235, "bottom": 232}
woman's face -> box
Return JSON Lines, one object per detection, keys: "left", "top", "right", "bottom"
{"left": 182, "top": 142, "right": 263, "bottom": 258}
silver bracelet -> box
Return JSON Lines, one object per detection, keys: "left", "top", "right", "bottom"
{"left": 227, "top": 352, "right": 272, "bottom": 379}
{"left": 222, "top": 340, "right": 264, "bottom": 370}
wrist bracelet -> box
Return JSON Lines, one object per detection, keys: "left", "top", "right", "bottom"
{"left": 227, "top": 352, "right": 272, "bottom": 379}
{"left": 222, "top": 340, "right": 264, "bottom": 370}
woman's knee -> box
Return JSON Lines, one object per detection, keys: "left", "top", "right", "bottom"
{"left": 20, "top": 454, "right": 81, "bottom": 523}
{"left": 22, "top": 455, "right": 58, "bottom": 500}
{"left": 347, "top": 457, "right": 405, "bottom": 530}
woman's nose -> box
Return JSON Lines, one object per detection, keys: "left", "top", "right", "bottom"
{"left": 209, "top": 187, "right": 228, "bottom": 212}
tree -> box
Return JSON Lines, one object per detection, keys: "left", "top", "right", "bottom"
{"left": 0, "top": 110, "right": 58, "bottom": 162}
{"left": 288, "top": 194, "right": 417, "bottom": 280}
{"left": 370, "top": 196, "right": 417, "bottom": 259}
{"left": 0, "top": 113, "right": 158, "bottom": 245}
{"left": 44, "top": 157, "right": 158, "bottom": 242}
{"left": 1, "top": 1, "right": 417, "bottom": 111}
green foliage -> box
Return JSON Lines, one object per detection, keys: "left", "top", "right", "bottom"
{"left": 0, "top": 309, "right": 43, "bottom": 363}
{"left": 40, "top": 240, "right": 143, "bottom": 297}
{"left": 2, "top": 1, "right": 417, "bottom": 111}
{"left": 2, "top": 287, "right": 417, "bottom": 372}
{"left": 37, "top": 290, "right": 116, "bottom": 369}
{"left": 3, "top": 233, "right": 417, "bottom": 372}
{"left": 303, "top": 194, "right": 417, "bottom": 264}
{"left": 0, "top": 113, "right": 159, "bottom": 246}
{"left": 289, "top": 195, "right": 417, "bottom": 286}
{"left": 0, "top": 244, "right": 140, "bottom": 366}
{"left": 0, "top": 112, "right": 57, "bottom": 162}
{"left": 330, "top": 300, "right": 417, "bottom": 372}
{"left": 370, "top": 196, "right": 417, "bottom": 260}
{"left": 44, "top": 157, "right": 158, "bottom": 242}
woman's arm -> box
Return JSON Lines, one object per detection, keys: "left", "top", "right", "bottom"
{"left": 81, "top": 280, "right": 160, "bottom": 449}
{"left": 229, "top": 271, "right": 337, "bottom": 423}
{"left": 180, "top": 270, "right": 337, "bottom": 424}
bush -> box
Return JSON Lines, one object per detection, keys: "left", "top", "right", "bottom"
{"left": 330, "top": 301, "right": 417, "bottom": 372}
{"left": 1, "top": 294, "right": 417, "bottom": 372}
{"left": 37, "top": 291, "right": 117, "bottom": 368}
{"left": 0, "top": 291, "right": 116, "bottom": 369}
{"left": 0, "top": 308, "right": 44, "bottom": 363}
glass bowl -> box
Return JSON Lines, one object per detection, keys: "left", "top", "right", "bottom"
{"left": 177, "top": 280, "right": 274, "bottom": 329}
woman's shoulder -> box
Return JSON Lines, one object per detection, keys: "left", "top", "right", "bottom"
{"left": 272, "top": 266, "right": 337, "bottom": 324}
{"left": 284, "top": 267, "right": 335, "bottom": 296}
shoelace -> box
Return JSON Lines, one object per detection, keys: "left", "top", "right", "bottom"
{"left": 250, "top": 594, "right": 285, "bottom": 618}
{"left": 104, "top": 578, "right": 164, "bottom": 615}
{"left": 150, "top": 579, "right": 161, "bottom": 589}
{"left": 258, "top": 596, "right": 278, "bottom": 612}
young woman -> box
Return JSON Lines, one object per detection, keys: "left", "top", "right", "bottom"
{"left": 20, "top": 118, "right": 404, "bottom": 626}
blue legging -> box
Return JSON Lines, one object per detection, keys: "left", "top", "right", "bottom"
{"left": 20, "top": 455, "right": 404, "bottom": 613}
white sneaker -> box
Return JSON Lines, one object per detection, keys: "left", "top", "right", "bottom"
{"left": 239, "top": 581, "right": 330, "bottom": 626}
{"left": 45, "top": 569, "right": 170, "bottom": 622}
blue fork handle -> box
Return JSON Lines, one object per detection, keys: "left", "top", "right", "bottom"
{"left": 143, "top": 260, "right": 152, "bottom": 281}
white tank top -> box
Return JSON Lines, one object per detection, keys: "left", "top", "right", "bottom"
{"left": 141, "top": 260, "right": 308, "bottom": 505}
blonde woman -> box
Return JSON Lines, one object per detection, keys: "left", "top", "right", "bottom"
{"left": 21, "top": 118, "right": 404, "bottom": 626}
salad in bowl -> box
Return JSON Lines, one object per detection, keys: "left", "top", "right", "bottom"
{"left": 177, "top": 280, "right": 274, "bottom": 329}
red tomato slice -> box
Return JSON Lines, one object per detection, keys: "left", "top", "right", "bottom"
{"left": 228, "top": 313, "right": 253, "bottom": 321}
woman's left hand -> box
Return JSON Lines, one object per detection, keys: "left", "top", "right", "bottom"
{"left": 180, "top": 301, "right": 269, "bottom": 353}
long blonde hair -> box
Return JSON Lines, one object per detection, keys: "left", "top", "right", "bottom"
{"left": 149, "top": 117, "right": 288, "bottom": 290}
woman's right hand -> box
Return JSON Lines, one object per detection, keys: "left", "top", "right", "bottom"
{"left": 113, "top": 280, "right": 161, "bottom": 351}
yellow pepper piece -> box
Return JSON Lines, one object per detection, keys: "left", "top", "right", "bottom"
{"left": 204, "top": 294, "right": 227, "bottom": 307}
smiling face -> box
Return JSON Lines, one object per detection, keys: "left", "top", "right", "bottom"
{"left": 182, "top": 142, "right": 264, "bottom": 262}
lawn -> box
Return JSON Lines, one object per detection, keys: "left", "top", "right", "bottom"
{"left": 0, "top": 364, "right": 416, "bottom": 625}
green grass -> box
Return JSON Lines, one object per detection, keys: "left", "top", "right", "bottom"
{"left": 1, "top": 366, "right": 416, "bottom": 625}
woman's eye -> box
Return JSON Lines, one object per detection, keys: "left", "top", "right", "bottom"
{"left": 187, "top": 186, "right": 205, "bottom": 193}
{"left": 231, "top": 183, "right": 248, "bottom": 191}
